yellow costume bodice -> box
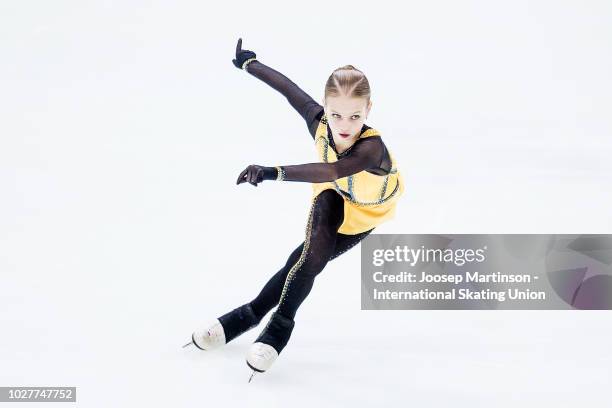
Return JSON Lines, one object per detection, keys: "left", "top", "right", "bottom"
{"left": 311, "top": 113, "right": 404, "bottom": 234}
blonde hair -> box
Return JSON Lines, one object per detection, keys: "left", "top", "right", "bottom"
{"left": 324, "top": 65, "right": 371, "bottom": 102}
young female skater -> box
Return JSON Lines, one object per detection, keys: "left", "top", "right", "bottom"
{"left": 184, "top": 38, "right": 404, "bottom": 381}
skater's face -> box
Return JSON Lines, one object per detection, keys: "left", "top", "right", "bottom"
{"left": 323, "top": 95, "right": 372, "bottom": 144}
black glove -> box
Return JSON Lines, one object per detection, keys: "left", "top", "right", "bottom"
{"left": 232, "top": 38, "right": 257, "bottom": 70}
{"left": 236, "top": 165, "right": 278, "bottom": 187}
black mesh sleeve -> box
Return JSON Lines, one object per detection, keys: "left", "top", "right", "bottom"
{"left": 279, "top": 137, "right": 385, "bottom": 183}
{"left": 245, "top": 60, "right": 324, "bottom": 140}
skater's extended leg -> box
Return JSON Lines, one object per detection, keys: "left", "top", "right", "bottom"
{"left": 204, "top": 216, "right": 372, "bottom": 348}
{"left": 274, "top": 189, "right": 351, "bottom": 320}
{"left": 253, "top": 189, "right": 345, "bottom": 356}
{"left": 246, "top": 191, "right": 378, "bottom": 372}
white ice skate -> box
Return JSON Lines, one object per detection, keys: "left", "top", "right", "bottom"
{"left": 183, "top": 320, "right": 226, "bottom": 350}
{"left": 246, "top": 342, "right": 279, "bottom": 382}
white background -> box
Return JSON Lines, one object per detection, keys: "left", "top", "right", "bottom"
{"left": 1, "top": 0, "right": 611, "bottom": 406}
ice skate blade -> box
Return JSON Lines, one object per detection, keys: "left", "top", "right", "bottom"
{"left": 190, "top": 332, "right": 207, "bottom": 351}
{"left": 246, "top": 360, "right": 266, "bottom": 372}
{"left": 183, "top": 333, "right": 208, "bottom": 350}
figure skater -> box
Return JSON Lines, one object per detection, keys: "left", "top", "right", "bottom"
{"left": 183, "top": 38, "right": 405, "bottom": 382}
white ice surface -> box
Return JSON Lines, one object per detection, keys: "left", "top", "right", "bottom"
{"left": 1, "top": 1, "right": 611, "bottom": 407}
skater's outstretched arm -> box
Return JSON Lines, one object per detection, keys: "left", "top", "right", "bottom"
{"left": 246, "top": 60, "right": 323, "bottom": 138}
{"left": 236, "top": 136, "right": 385, "bottom": 186}
{"left": 232, "top": 38, "right": 323, "bottom": 140}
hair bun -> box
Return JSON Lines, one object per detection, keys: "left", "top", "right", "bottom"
{"left": 337, "top": 64, "right": 357, "bottom": 71}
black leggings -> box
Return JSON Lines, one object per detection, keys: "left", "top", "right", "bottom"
{"left": 249, "top": 189, "right": 374, "bottom": 322}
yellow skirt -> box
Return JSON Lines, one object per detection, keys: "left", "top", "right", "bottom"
{"left": 311, "top": 172, "right": 405, "bottom": 235}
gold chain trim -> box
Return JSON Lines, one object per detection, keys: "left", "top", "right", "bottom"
{"left": 242, "top": 57, "right": 257, "bottom": 70}
{"left": 275, "top": 166, "right": 286, "bottom": 181}
{"left": 261, "top": 194, "right": 319, "bottom": 330}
